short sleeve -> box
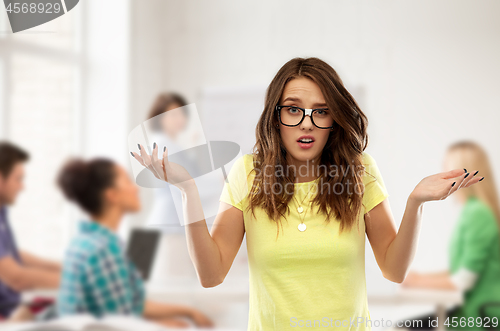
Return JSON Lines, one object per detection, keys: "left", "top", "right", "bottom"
{"left": 450, "top": 267, "right": 479, "bottom": 292}
{"left": 0, "top": 220, "right": 14, "bottom": 260}
{"left": 219, "top": 154, "right": 252, "bottom": 211}
{"left": 459, "top": 205, "right": 499, "bottom": 274}
{"left": 362, "top": 152, "right": 389, "bottom": 214}
{"left": 0, "top": 238, "right": 10, "bottom": 260}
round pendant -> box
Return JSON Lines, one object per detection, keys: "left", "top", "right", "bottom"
{"left": 297, "top": 206, "right": 304, "bottom": 213}
{"left": 298, "top": 223, "right": 306, "bottom": 232}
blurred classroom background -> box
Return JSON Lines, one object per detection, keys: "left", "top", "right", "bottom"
{"left": 0, "top": 0, "right": 499, "bottom": 329}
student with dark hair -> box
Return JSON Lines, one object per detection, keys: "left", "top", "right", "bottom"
{"left": 0, "top": 141, "right": 61, "bottom": 320}
{"left": 56, "top": 157, "right": 213, "bottom": 329}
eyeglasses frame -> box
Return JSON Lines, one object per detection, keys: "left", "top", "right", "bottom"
{"left": 275, "top": 105, "right": 334, "bottom": 129}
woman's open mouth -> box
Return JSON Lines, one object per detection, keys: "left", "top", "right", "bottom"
{"left": 297, "top": 136, "right": 315, "bottom": 149}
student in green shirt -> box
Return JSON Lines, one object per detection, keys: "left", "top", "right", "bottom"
{"left": 397, "top": 140, "right": 500, "bottom": 330}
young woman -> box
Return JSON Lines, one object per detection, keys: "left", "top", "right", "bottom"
{"left": 55, "top": 158, "right": 213, "bottom": 329}
{"left": 131, "top": 57, "right": 484, "bottom": 330}
{"left": 398, "top": 141, "right": 500, "bottom": 330}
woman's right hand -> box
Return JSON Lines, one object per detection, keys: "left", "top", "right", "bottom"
{"left": 131, "top": 143, "right": 194, "bottom": 190}
{"left": 409, "top": 168, "right": 482, "bottom": 204}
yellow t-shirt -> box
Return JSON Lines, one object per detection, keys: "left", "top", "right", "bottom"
{"left": 219, "top": 151, "right": 389, "bottom": 330}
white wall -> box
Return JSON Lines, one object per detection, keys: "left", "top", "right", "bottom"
{"left": 81, "top": 0, "right": 131, "bottom": 162}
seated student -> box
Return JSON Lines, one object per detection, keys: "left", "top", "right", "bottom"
{"left": 55, "top": 157, "right": 214, "bottom": 329}
{"left": 0, "top": 141, "right": 61, "bottom": 320}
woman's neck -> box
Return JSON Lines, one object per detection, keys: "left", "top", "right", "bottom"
{"left": 92, "top": 208, "right": 123, "bottom": 232}
{"left": 287, "top": 154, "right": 322, "bottom": 183}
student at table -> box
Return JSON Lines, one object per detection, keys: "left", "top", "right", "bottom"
{"left": 132, "top": 57, "right": 484, "bottom": 330}
{"left": 398, "top": 140, "right": 500, "bottom": 330}
{"left": 0, "top": 141, "right": 61, "bottom": 320}
{"left": 56, "top": 157, "right": 214, "bottom": 329}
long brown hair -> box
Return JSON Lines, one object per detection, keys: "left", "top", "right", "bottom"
{"left": 247, "top": 57, "right": 372, "bottom": 238}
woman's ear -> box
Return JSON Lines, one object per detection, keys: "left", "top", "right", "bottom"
{"left": 103, "top": 187, "right": 119, "bottom": 206}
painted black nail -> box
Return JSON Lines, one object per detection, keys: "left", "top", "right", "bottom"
{"left": 153, "top": 142, "right": 156, "bottom": 149}
{"left": 464, "top": 173, "right": 470, "bottom": 179}
{"left": 473, "top": 170, "right": 479, "bottom": 176}
{"left": 479, "top": 177, "right": 485, "bottom": 182}
{"left": 464, "top": 168, "right": 467, "bottom": 173}
{"left": 163, "top": 146, "right": 166, "bottom": 152}
{"left": 137, "top": 144, "right": 141, "bottom": 150}
{"left": 130, "top": 152, "right": 134, "bottom": 157}
{"left": 452, "top": 182, "right": 456, "bottom": 187}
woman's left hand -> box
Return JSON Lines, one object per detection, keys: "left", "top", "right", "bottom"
{"left": 409, "top": 169, "right": 483, "bottom": 204}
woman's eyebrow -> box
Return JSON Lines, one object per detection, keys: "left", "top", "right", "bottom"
{"left": 282, "top": 97, "right": 301, "bottom": 104}
{"left": 282, "top": 97, "right": 327, "bottom": 108}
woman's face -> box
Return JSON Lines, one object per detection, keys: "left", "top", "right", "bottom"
{"left": 278, "top": 77, "right": 332, "bottom": 164}
{"left": 106, "top": 165, "right": 141, "bottom": 213}
{"left": 160, "top": 103, "right": 188, "bottom": 138}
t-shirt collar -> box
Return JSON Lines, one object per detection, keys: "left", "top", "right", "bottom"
{"left": 78, "top": 220, "right": 117, "bottom": 239}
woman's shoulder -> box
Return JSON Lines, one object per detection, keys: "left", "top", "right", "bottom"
{"left": 242, "top": 153, "right": 255, "bottom": 167}
{"left": 65, "top": 233, "right": 122, "bottom": 264}
{"left": 360, "top": 151, "right": 385, "bottom": 182}
{"left": 361, "top": 151, "right": 377, "bottom": 166}
{"left": 461, "top": 197, "right": 498, "bottom": 229}
{"left": 231, "top": 153, "right": 256, "bottom": 173}
{"left": 235, "top": 153, "right": 254, "bottom": 163}
{"left": 463, "top": 197, "right": 494, "bottom": 216}
{"left": 223, "top": 153, "right": 256, "bottom": 198}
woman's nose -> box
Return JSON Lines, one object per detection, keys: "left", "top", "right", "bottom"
{"left": 300, "top": 113, "right": 314, "bottom": 129}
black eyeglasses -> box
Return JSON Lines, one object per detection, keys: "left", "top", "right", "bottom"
{"left": 276, "top": 105, "right": 334, "bottom": 129}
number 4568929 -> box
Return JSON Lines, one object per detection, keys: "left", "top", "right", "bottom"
{"left": 5, "top": 2, "right": 62, "bottom": 14}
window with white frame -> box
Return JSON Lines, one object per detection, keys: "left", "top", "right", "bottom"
{"left": 0, "top": 8, "right": 82, "bottom": 259}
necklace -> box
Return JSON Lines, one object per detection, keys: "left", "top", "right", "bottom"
{"left": 292, "top": 184, "right": 315, "bottom": 232}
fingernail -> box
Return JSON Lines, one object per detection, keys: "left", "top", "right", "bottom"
{"left": 138, "top": 144, "right": 141, "bottom": 150}
{"left": 464, "top": 168, "right": 467, "bottom": 173}
{"left": 464, "top": 173, "right": 470, "bottom": 179}
{"left": 163, "top": 146, "right": 166, "bottom": 152}
{"left": 452, "top": 182, "right": 456, "bottom": 187}
{"left": 130, "top": 152, "right": 134, "bottom": 157}
{"left": 153, "top": 142, "right": 156, "bottom": 149}
{"left": 473, "top": 170, "right": 479, "bottom": 176}
{"left": 479, "top": 177, "right": 485, "bottom": 182}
